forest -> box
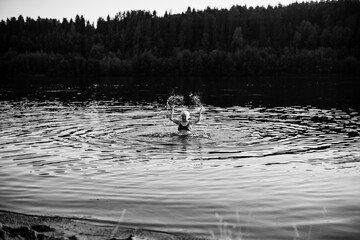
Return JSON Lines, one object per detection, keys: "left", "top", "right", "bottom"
{"left": 0, "top": 0, "right": 360, "bottom": 77}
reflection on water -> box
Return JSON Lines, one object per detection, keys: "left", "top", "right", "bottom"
{"left": 0, "top": 99, "right": 360, "bottom": 239}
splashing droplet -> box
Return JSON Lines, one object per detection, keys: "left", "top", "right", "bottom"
{"left": 166, "top": 95, "right": 184, "bottom": 107}
{"left": 189, "top": 93, "right": 202, "bottom": 106}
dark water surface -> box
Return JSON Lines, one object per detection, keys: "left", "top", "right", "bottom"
{"left": 0, "top": 76, "right": 360, "bottom": 239}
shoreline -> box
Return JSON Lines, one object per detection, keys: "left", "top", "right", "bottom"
{"left": 0, "top": 210, "right": 207, "bottom": 240}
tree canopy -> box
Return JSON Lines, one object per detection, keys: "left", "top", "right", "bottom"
{"left": 1, "top": 0, "right": 359, "bottom": 77}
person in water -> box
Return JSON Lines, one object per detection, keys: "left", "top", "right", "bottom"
{"left": 169, "top": 105, "right": 203, "bottom": 135}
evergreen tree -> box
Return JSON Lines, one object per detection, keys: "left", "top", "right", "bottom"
{"left": 0, "top": 0, "right": 359, "bottom": 77}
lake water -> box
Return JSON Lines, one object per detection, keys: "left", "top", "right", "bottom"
{"left": 0, "top": 76, "right": 360, "bottom": 239}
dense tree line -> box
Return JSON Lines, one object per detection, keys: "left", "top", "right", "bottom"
{"left": 1, "top": 0, "right": 360, "bottom": 77}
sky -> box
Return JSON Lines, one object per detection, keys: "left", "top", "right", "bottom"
{"left": 1, "top": 0, "right": 309, "bottom": 24}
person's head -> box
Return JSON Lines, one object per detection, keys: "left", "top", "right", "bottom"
{"left": 180, "top": 110, "right": 190, "bottom": 121}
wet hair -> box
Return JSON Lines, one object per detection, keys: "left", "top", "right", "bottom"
{"left": 180, "top": 110, "right": 190, "bottom": 120}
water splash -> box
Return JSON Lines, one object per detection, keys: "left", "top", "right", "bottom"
{"left": 166, "top": 95, "right": 184, "bottom": 107}
{"left": 165, "top": 94, "right": 184, "bottom": 131}
{"left": 189, "top": 93, "right": 202, "bottom": 106}
{"left": 166, "top": 93, "right": 202, "bottom": 107}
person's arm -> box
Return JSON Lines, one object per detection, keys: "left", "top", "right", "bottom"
{"left": 169, "top": 105, "right": 179, "bottom": 125}
{"left": 194, "top": 106, "right": 203, "bottom": 124}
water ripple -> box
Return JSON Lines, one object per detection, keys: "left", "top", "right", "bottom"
{"left": 0, "top": 101, "right": 359, "bottom": 239}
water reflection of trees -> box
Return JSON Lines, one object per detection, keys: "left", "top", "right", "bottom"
{"left": 1, "top": 0, "right": 360, "bottom": 77}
